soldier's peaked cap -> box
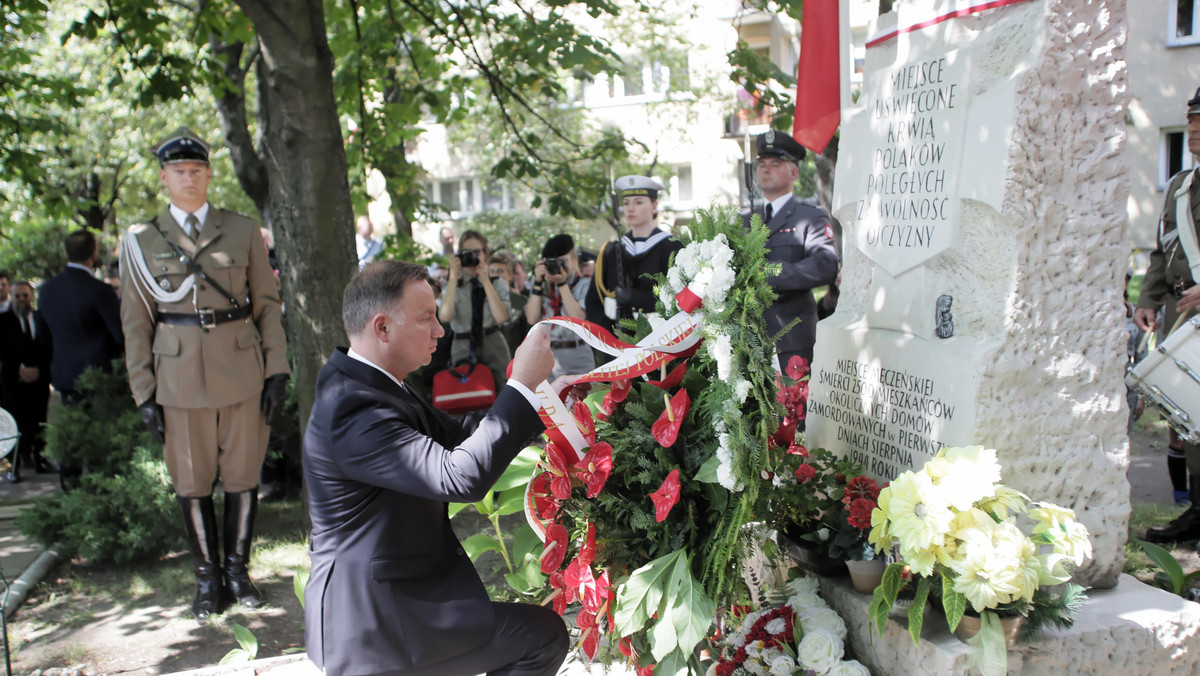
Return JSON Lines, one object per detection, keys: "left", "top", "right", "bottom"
{"left": 617, "top": 175, "right": 665, "bottom": 199}
{"left": 756, "top": 130, "right": 806, "bottom": 163}
{"left": 1189, "top": 84, "right": 1200, "bottom": 115}
{"left": 153, "top": 126, "right": 210, "bottom": 166}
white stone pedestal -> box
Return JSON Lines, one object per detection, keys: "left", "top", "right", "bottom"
{"left": 819, "top": 574, "right": 1200, "bottom": 675}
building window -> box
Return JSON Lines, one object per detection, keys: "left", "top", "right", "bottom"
{"left": 1161, "top": 128, "right": 1196, "bottom": 189}
{"left": 1169, "top": 0, "right": 1200, "bottom": 45}
{"left": 437, "top": 180, "right": 462, "bottom": 213}
{"left": 481, "top": 180, "right": 510, "bottom": 211}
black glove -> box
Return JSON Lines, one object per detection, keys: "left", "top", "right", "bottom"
{"left": 260, "top": 374, "right": 289, "bottom": 426}
{"left": 139, "top": 401, "right": 165, "bottom": 444}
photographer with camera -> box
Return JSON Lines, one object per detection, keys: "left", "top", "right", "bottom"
{"left": 526, "top": 234, "right": 594, "bottom": 379}
{"left": 439, "top": 230, "right": 512, "bottom": 389}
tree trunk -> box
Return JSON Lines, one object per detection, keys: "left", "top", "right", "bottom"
{"left": 234, "top": 0, "right": 356, "bottom": 425}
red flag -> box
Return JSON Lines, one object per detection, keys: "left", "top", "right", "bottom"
{"left": 792, "top": 0, "right": 841, "bottom": 154}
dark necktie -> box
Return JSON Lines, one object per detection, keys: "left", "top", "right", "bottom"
{"left": 186, "top": 213, "right": 200, "bottom": 239}
{"left": 764, "top": 203, "right": 774, "bottom": 223}
{"left": 21, "top": 314, "right": 31, "bottom": 339}
{"left": 469, "top": 278, "right": 485, "bottom": 360}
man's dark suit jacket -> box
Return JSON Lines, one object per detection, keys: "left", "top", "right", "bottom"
{"left": 0, "top": 309, "right": 52, "bottom": 409}
{"left": 745, "top": 197, "right": 839, "bottom": 356}
{"left": 303, "top": 348, "right": 545, "bottom": 676}
{"left": 38, "top": 266, "right": 124, "bottom": 393}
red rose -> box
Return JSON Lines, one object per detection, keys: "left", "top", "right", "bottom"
{"left": 794, "top": 463, "right": 816, "bottom": 482}
{"left": 848, "top": 498, "right": 876, "bottom": 530}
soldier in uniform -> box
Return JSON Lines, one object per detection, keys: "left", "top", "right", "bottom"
{"left": 120, "top": 127, "right": 290, "bottom": 621}
{"left": 744, "top": 131, "right": 839, "bottom": 368}
{"left": 584, "top": 175, "right": 683, "bottom": 335}
{"left": 1135, "top": 84, "right": 1200, "bottom": 546}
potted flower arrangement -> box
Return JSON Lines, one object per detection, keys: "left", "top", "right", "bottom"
{"left": 525, "top": 207, "right": 790, "bottom": 673}
{"left": 867, "top": 445, "right": 1092, "bottom": 676}
{"left": 708, "top": 576, "right": 871, "bottom": 676}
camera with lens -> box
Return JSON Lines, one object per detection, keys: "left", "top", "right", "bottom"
{"left": 543, "top": 258, "right": 563, "bottom": 276}
{"left": 457, "top": 250, "right": 481, "bottom": 268}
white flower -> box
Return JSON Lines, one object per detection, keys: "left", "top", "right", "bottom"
{"left": 726, "top": 629, "right": 746, "bottom": 647}
{"left": 798, "top": 607, "right": 847, "bottom": 641}
{"left": 645, "top": 312, "right": 665, "bottom": 330}
{"left": 735, "top": 378, "right": 753, "bottom": 403}
{"left": 772, "top": 473, "right": 787, "bottom": 488}
{"left": 707, "top": 330, "right": 734, "bottom": 381}
{"left": 768, "top": 654, "right": 796, "bottom": 676}
{"left": 764, "top": 617, "right": 788, "bottom": 635}
{"left": 705, "top": 663, "right": 718, "bottom": 676}
{"left": 828, "top": 660, "right": 872, "bottom": 676}
{"left": 797, "top": 628, "right": 844, "bottom": 674}
{"left": 744, "top": 639, "right": 766, "bottom": 659}
{"left": 786, "top": 577, "right": 821, "bottom": 596}
{"left": 787, "top": 592, "right": 826, "bottom": 613}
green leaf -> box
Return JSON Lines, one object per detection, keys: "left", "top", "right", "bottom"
{"left": 447, "top": 502, "right": 471, "bottom": 518}
{"left": 504, "top": 556, "right": 546, "bottom": 594}
{"left": 868, "top": 587, "right": 889, "bottom": 635}
{"left": 654, "top": 648, "right": 690, "bottom": 676}
{"left": 942, "top": 580, "right": 968, "bottom": 632}
{"left": 492, "top": 447, "right": 541, "bottom": 492}
{"left": 968, "top": 611, "right": 1009, "bottom": 676}
{"left": 495, "top": 484, "right": 528, "bottom": 516}
{"left": 879, "top": 562, "right": 903, "bottom": 606}
{"left": 219, "top": 649, "right": 251, "bottom": 666}
{"left": 694, "top": 453, "right": 720, "bottom": 484}
{"left": 479, "top": 490, "right": 496, "bottom": 515}
{"left": 908, "top": 576, "right": 932, "bottom": 646}
{"left": 511, "top": 523, "right": 544, "bottom": 562}
{"left": 293, "top": 566, "right": 310, "bottom": 609}
{"left": 462, "top": 534, "right": 505, "bottom": 560}
{"left": 613, "top": 550, "right": 682, "bottom": 637}
{"left": 231, "top": 623, "right": 258, "bottom": 657}
{"left": 662, "top": 554, "right": 715, "bottom": 660}
{"left": 1135, "top": 538, "right": 1185, "bottom": 594}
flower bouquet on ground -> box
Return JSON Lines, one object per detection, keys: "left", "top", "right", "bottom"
{"left": 708, "top": 576, "right": 870, "bottom": 676}
{"left": 529, "top": 207, "right": 786, "bottom": 674}
{"left": 867, "top": 446, "right": 1092, "bottom": 676}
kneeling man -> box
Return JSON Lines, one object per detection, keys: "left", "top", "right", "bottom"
{"left": 303, "top": 261, "right": 569, "bottom": 676}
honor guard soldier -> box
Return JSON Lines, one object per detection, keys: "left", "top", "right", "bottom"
{"left": 120, "top": 127, "right": 290, "bottom": 621}
{"left": 1135, "top": 84, "right": 1200, "bottom": 547}
{"left": 745, "top": 131, "right": 839, "bottom": 368}
{"left": 585, "top": 174, "right": 683, "bottom": 335}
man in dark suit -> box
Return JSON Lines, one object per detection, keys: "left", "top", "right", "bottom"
{"left": 0, "top": 281, "right": 52, "bottom": 483}
{"left": 746, "top": 131, "right": 839, "bottom": 367}
{"left": 39, "top": 230, "right": 125, "bottom": 403}
{"left": 303, "top": 261, "right": 568, "bottom": 676}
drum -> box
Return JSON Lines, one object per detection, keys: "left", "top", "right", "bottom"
{"left": 1127, "top": 316, "right": 1200, "bottom": 442}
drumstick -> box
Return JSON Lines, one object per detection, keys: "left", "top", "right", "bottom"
{"left": 1141, "top": 311, "right": 1193, "bottom": 355}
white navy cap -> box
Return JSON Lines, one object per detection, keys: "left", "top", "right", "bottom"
{"left": 617, "top": 175, "right": 665, "bottom": 199}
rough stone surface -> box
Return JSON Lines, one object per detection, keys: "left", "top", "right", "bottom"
{"left": 820, "top": 0, "right": 1131, "bottom": 588}
{"left": 820, "top": 574, "right": 1200, "bottom": 675}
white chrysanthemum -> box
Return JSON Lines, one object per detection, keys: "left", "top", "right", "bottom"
{"left": 797, "top": 628, "right": 844, "bottom": 674}
{"left": 744, "top": 639, "right": 766, "bottom": 659}
{"left": 828, "top": 660, "right": 872, "bottom": 676}
{"left": 734, "top": 378, "right": 753, "bottom": 403}
{"left": 787, "top": 576, "right": 821, "bottom": 596}
{"left": 787, "top": 592, "right": 826, "bottom": 613}
{"left": 949, "top": 526, "right": 1022, "bottom": 611}
{"left": 799, "top": 606, "right": 848, "bottom": 641}
{"left": 727, "top": 629, "right": 746, "bottom": 648}
{"left": 764, "top": 617, "right": 787, "bottom": 635}
{"left": 768, "top": 654, "right": 796, "bottom": 676}
{"left": 978, "top": 484, "right": 1029, "bottom": 520}
{"left": 706, "top": 330, "right": 734, "bottom": 381}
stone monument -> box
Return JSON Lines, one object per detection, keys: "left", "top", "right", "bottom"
{"left": 808, "top": 0, "right": 1129, "bottom": 588}
{"left": 805, "top": 0, "right": 1200, "bottom": 672}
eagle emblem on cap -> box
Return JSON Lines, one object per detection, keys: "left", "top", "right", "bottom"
{"left": 624, "top": 177, "right": 635, "bottom": 186}
{"left": 765, "top": 130, "right": 775, "bottom": 145}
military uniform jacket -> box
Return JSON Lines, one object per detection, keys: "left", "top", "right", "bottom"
{"left": 1137, "top": 169, "right": 1200, "bottom": 331}
{"left": 120, "top": 206, "right": 289, "bottom": 409}
{"left": 744, "top": 196, "right": 839, "bottom": 355}
{"left": 303, "top": 349, "right": 545, "bottom": 675}
{"left": 584, "top": 228, "right": 683, "bottom": 332}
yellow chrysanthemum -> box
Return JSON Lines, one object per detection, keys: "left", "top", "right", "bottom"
{"left": 885, "top": 471, "right": 954, "bottom": 551}
{"left": 950, "top": 539, "right": 1020, "bottom": 612}
{"left": 1058, "top": 520, "right": 1093, "bottom": 566}
{"left": 899, "top": 541, "right": 939, "bottom": 577}
{"left": 869, "top": 486, "right": 894, "bottom": 552}
{"left": 978, "top": 485, "right": 1029, "bottom": 520}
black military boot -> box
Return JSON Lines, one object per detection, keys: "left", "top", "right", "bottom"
{"left": 224, "top": 489, "right": 264, "bottom": 608}
{"left": 177, "top": 495, "right": 223, "bottom": 622}
{"left": 1146, "top": 476, "right": 1200, "bottom": 543}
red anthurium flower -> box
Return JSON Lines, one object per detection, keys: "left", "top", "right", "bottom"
{"left": 578, "top": 609, "right": 600, "bottom": 659}
{"left": 572, "top": 400, "right": 596, "bottom": 445}
{"left": 786, "top": 355, "right": 811, "bottom": 381}
{"left": 540, "top": 523, "right": 569, "bottom": 574}
{"left": 637, "top": 664, "right": 655, "bottom": 676}
{"left": 771, "top": 416, "right": 797, "bottom": 448}
{"left": 596, "top": 569, "right": 615, "bottom": 629}
{"left": 530, "top": 472, "right": 563, "bottom": 521}
{"left": 618, "top": 635, "right": 634, "bottom": 658}
{"left": 794, "top": 463, "right": 816, "bottom": 483}
{"left": 547, "top": 570, "right": 570, "bottom": 615}
{"left": 578, "top": 522, "right": 597, "bottom": 567}
{"left": 786, "top": 443, "right": 809, "bottom": 457}
{"left": 649, "top": 469, "right": 682, "bottom": 523}
{"left": 575, "top": 443, "right": 613, "bottom": 498}
{"left": 647, "top": 360, "right": 688, "bottom": 390}
{"left": 651, "top": 389, "right": 691, "bottom": 448}
{"left": 565, "top": 557, "right": 601, "bottom": 613}
{"left": 542, "top": 443, "right": 573, "bottom": 500}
